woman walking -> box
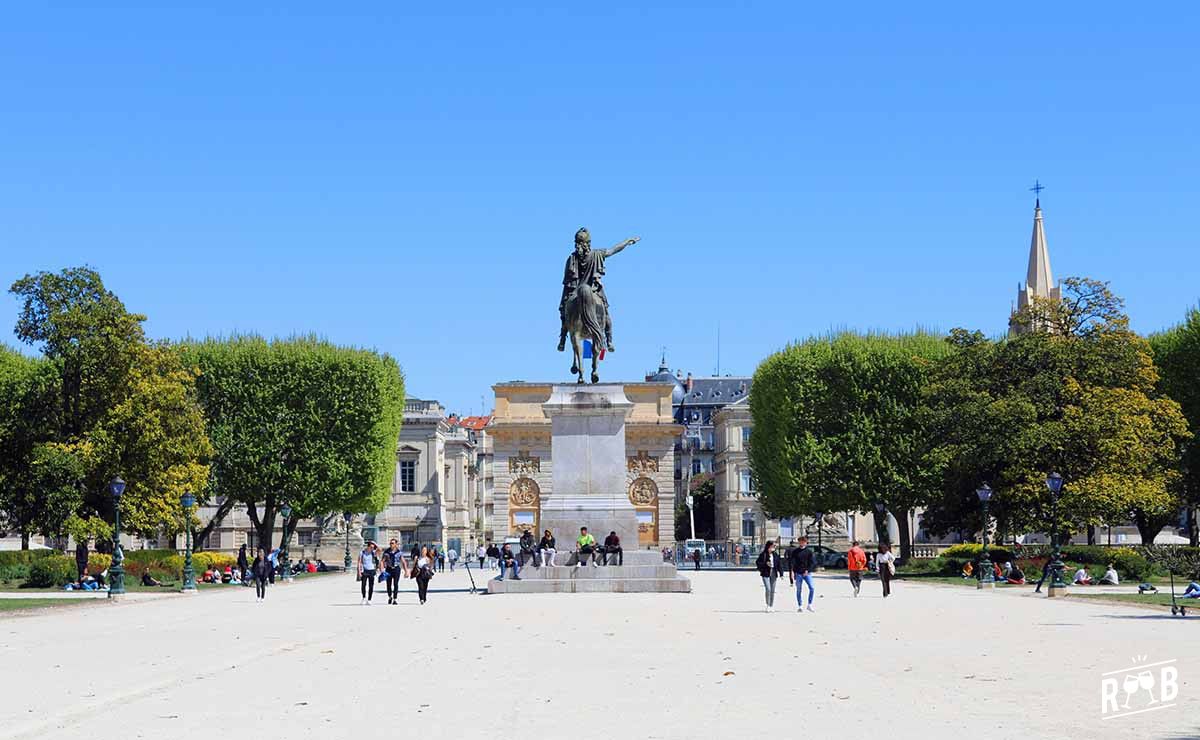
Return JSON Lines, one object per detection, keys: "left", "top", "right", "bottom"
{"left": 358, "top": 540, "right": 380, "bottom": 605}
{"left": 413, "top": 546, "right": 434, "bottom": 605}
{"left": 875, "top": 542, "right": 896, "bottom": 598}
{"left": 251, "top": 547, "right": 270, "bottom": 602}
{"left": 755, "top": 540, "right": 784, "bottom": 612}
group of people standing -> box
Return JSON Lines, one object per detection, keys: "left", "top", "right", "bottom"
{"left": 356, "top": 539, "right": 437, "bottom": 605}
{"left": 754, "top": 537, "right": 896, "bottom": 612}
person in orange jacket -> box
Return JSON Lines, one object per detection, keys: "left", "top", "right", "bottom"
{"left": 846, "top": 540, "right": 868, "bottom": 597}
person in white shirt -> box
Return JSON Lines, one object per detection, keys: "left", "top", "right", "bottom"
{"left": 477, "top": 545, "right": 487, "bottom": 569}
{"left": 875, "top": 543, "right": 896, "bottom": 598}
{"left": 1073, "top": 567, "right": 1093, "bottom": 585}
{"left": 1099, "top": 564, "right": 1119, "bottom": 585}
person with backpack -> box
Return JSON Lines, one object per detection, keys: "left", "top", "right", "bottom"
{"left": 846, "top": 540, "right": 868, "bottom": 597}
{"left": 755, "top": 540, "right": 785, "bottom": 612}
{"left": 875, "top": 542, "right": 896, "bottom": 598}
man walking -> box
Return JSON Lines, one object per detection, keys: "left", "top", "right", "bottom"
{"left": 846, "top": 540, "right": 867, "bottom": 597}
{"left": 74, "top": 539, "right": 89, "bottom": 582}
{"left": 789, "top": 536, "right": 816, "bottom": 612}
{"left": 447, "top": 547, "right": 458, "bottom": 572}
{"left": 382, "top": 539, "right": 408, "bottom": 605}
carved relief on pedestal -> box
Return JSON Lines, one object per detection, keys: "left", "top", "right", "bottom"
{"left": 508, "top": 450, "right": 541, "bottom": 476}
{"left": 628, "top": 476, "right": 659, "bottom": 507}
{"left": 627, "top": 451, "right": 659, "bottom": 476}
{"left": 510, "top": 477, "right": 541, "bottom": 507}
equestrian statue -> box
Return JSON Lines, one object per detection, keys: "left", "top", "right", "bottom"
{"left": 557, "top": 227, "right": 640, "bottom": 384}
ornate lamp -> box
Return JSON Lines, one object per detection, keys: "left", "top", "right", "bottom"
{"left": 279, "top": 501, "right": 293, "bottom": 582}
{"left": 343, "top": 511, "right": 353, "bottom": 569}
{"left": 975, "top": 484, "right": 993, "bottom": 589}
{"left": 108, "top": 477, "right": 126, "bottom": 597}
{"left": 181, "top": 492, "right": 197, "bottom": 592}
{"left": 1044, "top": 473, "right": 1068, "bottom": 595}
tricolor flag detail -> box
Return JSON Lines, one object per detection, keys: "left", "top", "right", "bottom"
{"left": 582, "top": 340, "right": 606, "bottom": 361}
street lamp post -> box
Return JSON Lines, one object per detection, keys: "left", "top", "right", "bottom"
{"left": 343, "top": 511, "right": 353, "bottom": 570}
{"left": 279, "top": 501, "right": 293, "bottom": 582}
{"left": 814, "top": 511, "right": 824, "bottom": 570}
{"left": 108, "top": 477, "right": 126, "bottom": 598}
{"left": 976, "top": 484, "right": 994, "bottom": 590}
{"left": 1045, "top": 472, "right": 1069, "bottom": 597}
{"left": 181, "top": 492, "right": 197, "bottom": 593}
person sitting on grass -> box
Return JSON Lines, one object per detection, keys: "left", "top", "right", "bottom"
{"left": 221, "top": 566, "right": 233, "bottom": 584}
{"left": 961, "top": 561, "right": 974, "bottom": 579}
{"left": 1005, "top": 563, "right": 1026, "bottom": 584}
{"left": 78, "top": 572, "right": 99, "bottom": 591}
{"left": 1183, "top": 581, "right": 1200, "bottom": 598}
{"left": 1099, "top": 564, "right": 1119, "bottom": 585}
{"left": 141, "top": 569, "right": 163, "bottom": 587}
{"left": 994, "top": 561, "right": 1007, "bottom": 581}
{"left": 228, "top": 568, "right": 242, "bottom": 585}
{"left": 1073, "top": 567, "right": 1093, "bottom": 585}
{"left": 305, "top": 559, "right": 317, "bottom": 573}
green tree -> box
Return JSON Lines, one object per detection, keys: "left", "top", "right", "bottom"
{"left": 8, "top": 268, "right": 212, "bottom": 536}
{"left": 749, "top": 331, "right": 951, "bottom": 561}
{"left": 181, "top": 336, "right": 405, "bottom": 550}
{"left": 1150, "top": 306, "right": 1200, "bottom": 545}
{"left": 675, "top": 472, "right": 715, "bottom": 541}
{"left": 924, "top": 279, "right": 1189, "bottom": 545}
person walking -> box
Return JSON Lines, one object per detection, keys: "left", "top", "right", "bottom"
{"left": 382, "top": 539, "right": 408, "bottom": 605}
{"left": 755, "top": 540, "right": 784, "bottom": 612}
{"left": 539, "top": 529, "right": 557, "bottom": 567}
{"left": 414, "top": 546, "right": 434, "bottom": 605}
{"left": 237, "top": 543, "right": 249, "bottom": 582}
{"left": 691, "top": 548, "right": 701, "bottom": 571}
{"left": 789, "top": 536, "right": 816, "bottom": 612}
{"left": 875, "top": 542, "right": 896, "bottom": 598}
{"left": 436, "top": 548, "right": 446, "bottom": 572}
{"left": 358, "top": 541, "right": 380, "bottom": 605}
{"left": 477, "top": 544, "right": 487, "bottom": 569}
{"left": 1033, "top": 558, "right": 1053, "bottom": 593}
{"left": 846, "top": 540, "right": 868, "bottom": 597}
{"left": 251, "top": 547, "right": 270, "bottom": 602}
{"left": 447, "top": 547, "right": 458, "bottom": 572}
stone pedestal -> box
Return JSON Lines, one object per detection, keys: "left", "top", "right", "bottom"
{"left": 541, "top": 385, "right": 639, "bottom": 548}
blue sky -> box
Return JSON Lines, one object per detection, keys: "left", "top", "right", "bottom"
{"left": 2, "top": 4, "right": 1197, "bottom": 414}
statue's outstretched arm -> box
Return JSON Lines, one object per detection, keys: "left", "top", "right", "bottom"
{"left": 599, "top": 236, "right": 640, "bottom": 258}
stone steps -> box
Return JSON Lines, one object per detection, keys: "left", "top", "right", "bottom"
{"left": 499, "top": 565, "right": 680, "bottom": 579}
{"left": 488, "top": 577, "right": 691, "bottom": 594}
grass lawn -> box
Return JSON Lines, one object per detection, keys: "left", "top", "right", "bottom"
{"left": 1068, "top": 592, "right": 1198, "bottom": 611}
{"left": 1, "top": 569, "right": 340, "bottom": 593}
{"left": 0, "top": 598, "right": 92, "bottom": 613}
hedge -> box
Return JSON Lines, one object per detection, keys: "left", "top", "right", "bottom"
{"left": 0, "top": 550, "right": 55, "bottom": 568}
{"left": 940, "top": 543, "right": 1019, "bottom": 563}
{"left": 27, "top": 556, "right": 77, "bottom": 587}
{"left": 86, "top": 553, "right": 112, "bottom": 574}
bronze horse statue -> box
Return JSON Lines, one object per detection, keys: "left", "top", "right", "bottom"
{"left": 557, "top": 229, "right": 639, "bottom": 384}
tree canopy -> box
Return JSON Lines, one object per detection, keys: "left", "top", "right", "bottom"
{"left": 1150, "top": 305, "right": 1200, "bottom": 545}
{"left": 181, "top": 336, "right": 405, "bottom": 550}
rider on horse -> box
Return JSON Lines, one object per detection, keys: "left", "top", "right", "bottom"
{"left": 557, "top": 228, "right": 637, "bottom": 353}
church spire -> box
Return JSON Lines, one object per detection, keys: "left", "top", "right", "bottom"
{"left": 1010, "top": 182, "right": 1062, "bottom": 334}
{"left": 1025, "top": 198, "right": 1054, "bottom": 297}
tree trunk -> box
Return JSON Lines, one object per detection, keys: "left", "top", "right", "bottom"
{"left": 247, "top": 498, "right": 276, "bottom": 553}
{"left": 278, "top": 513, "right": 296, "bottom": 552}
{"left": 872, "top": 509, "right": 888, "bottom": 544}
{"left": 20, "top": 531, "right": 29, "bottom": 550}
{"left": 1087, "top": 524, "right": 1096, "bottom": 546}
{"left": 193, "top": 496, "right": 238, "bottom": 553}
{"left": 1189, "top": 506, "right": 1199, "bottom": 548}
{"left": 1133, "top": 511, "right": 1162, "bottom": 545}
{"left": 896, "top": 509, "right": 912, "bottom": 563}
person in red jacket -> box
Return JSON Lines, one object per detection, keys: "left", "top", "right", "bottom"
{"left": 846, "top": 541, "right": 868, "bottom": 597}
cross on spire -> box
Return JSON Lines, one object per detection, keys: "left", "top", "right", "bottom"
{"left": 1030, "top": 179, "right": 1045, "bottom": 207}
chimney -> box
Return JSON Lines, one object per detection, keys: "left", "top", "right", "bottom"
{"left": 685, "top": 373, "right": 693, "bottom": 393}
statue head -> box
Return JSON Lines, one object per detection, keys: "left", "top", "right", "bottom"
{"left": 574, "top": 227, "right": 591, "bottom": 256}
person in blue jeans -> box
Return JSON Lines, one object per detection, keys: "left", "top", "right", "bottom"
{"left": 789, "top": 536, "right": 816, "bottom": 612}
{"left": 497, "top": 544, "right": 521, "bottom": 581}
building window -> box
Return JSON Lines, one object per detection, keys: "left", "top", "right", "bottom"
{"left": 740, "top": 469, "right": 754, "bottom": 494}
{"left": 741, "top": 512, "right": 756, "bottom": 539}
{"left": 741, "top": 427, "right": 751, "bottom": 445}
{"left": 692, "top": 458, "right": 702, "bottom": 476}
{"left": 400, "top": 460, "right": 416, "bottom": 492}
{"left": 206, "top": 531, "right": 222, "bottom": 549}
{"left": 779, "top": 518, "right": 795, "bottom": 539}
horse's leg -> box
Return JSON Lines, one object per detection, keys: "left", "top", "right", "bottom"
{"left": 570, "top": 334, "right": 583, "bottom": 383}
{"left": 590, "top": 349, "right": 599, "bottom": 384}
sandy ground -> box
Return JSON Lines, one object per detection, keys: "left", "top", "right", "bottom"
{"left": 1, "top": 568, "right": 1196, "bottom": 740}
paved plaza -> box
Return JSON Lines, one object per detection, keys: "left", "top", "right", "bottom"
{"left": 1, "top": 570, "right": 1195, "bottom": 740}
